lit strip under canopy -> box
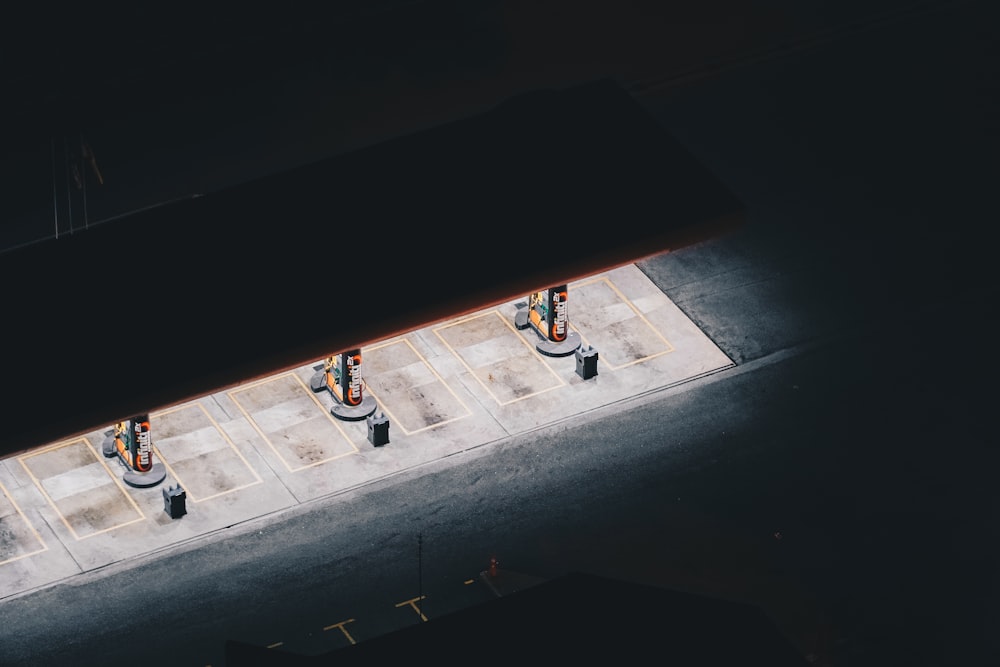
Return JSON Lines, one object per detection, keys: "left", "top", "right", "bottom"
{"left": 1, "top": 78, "right": 743, "bottom": 457}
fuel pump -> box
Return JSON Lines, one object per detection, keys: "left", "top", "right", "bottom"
{"left": 515, "top": 284, "right": 581, "bottom": 356}
{"left": 101, "top": 413, "right": 167, "bottom": 487}
{"left": 310, "top": 348, "right": 377, "bottom": 421}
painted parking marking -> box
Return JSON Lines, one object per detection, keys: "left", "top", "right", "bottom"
{"left": 229, "top": 372, "right": 358, "bottom": 472}
{"left": 323, "top": 618, "right": 357, "bottom": 644}
{"left": 0, "top": 481, "right": 47, "bottom": 565}
{"left": 395, "top": 595, "right": 428, "bottom": 622}
{"left": 150, "top": 403, "right": 263, "bottom": 502}
{"left": 362, "top": 338, "right": 472, "bottom": 435}
{"left": 18, "top": 439, "right": 144, "bottom": 540}
{"left": 435, "top": 310, "right": 565, "bottom": 405}
{"left": 569, "top": 276, "right": 674, "bottom": 369}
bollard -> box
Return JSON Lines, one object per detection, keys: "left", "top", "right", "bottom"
{"left": 575, "top": 344, "right": 599, "bottom": 380}
{"left": 162, "top": 484, "right": 187, "bottom": 519}
{"left": 367, "top": 412, "right": 390, "bottom": 447}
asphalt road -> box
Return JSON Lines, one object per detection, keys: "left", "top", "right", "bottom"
{"left": 0, "top": 299, "right": 992, "bottom": 666}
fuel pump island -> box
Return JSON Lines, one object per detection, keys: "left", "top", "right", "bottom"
{"left": 102, "top": 414, "right": 167, "bottom": 488}
{"left": 310, "top": 349, "right": 378, "bottom": 420}
{"left": 310, "top": 349, "right": 389, "bottom": 446}
{"left": 515, "top": 284, "right": 582, "bottom": 356}
{"left": 515, "top": 284, "right": 599, "bottom": 380}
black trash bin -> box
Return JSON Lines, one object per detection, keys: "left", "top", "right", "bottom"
{"left": 163, "top": 484, "right": 187, "bottom": 519}
{"left": 575, "top": 345, "right": 599, "bottom": 380}
{"left": 367, "top": 412, "right": 390, "bottom": 447}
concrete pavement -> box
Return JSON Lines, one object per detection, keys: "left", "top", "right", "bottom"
{"left": 0, "top": 262, "right": 733, "bottom": 601}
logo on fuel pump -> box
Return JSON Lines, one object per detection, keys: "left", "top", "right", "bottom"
{"left": 552, "top": 289, "right": 568, "bottom": 341}
{"left": 132, "top": 418, "right": 152, "bottom": 472}
{"left": 345, "top": 353, "right": 363, "bottom": 406}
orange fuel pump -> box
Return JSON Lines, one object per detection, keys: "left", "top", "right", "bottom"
{"left": 310, "top": 349, "right": 377, "bottom": 421}
{"left": 102, "top": 413, "right": 166, "bottom": 487}
{"left": 515, "top": 284, "right": 581, "bottom": 356}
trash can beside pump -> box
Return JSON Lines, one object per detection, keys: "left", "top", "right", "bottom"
{"left": 367, "top": 412, "right": 390, "bottom": 447}
{"left": 575, "top": 344, "right": 599, "bottom": 380}
{"left": 163, "top": 484, "right": 187, "bottom": 519}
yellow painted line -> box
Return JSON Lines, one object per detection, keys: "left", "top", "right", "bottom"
{"left": 84, "top": 437, "right": 147, "bottom": 537}
{"left": 361, "top": 339, "right": 415, "bottom": 436}
{"left": 570, "top": 275, "right": 676, "bottom": 370}
{"left": 0, "top": 480, "right": 48, "bottom": 565}
{"left": 323, "top": 618, "right": 357, "bottom": 644}
{"left": 434, "top": 309, "right": 565, "bottom": 406}
{"left": 151, "top": 402, "right": 263, "bottom": 502}
{"left": 364, "top": 337, "right": 472, "bottom": 435}
{"left": 229, "top": 372, "right": 358, "bottom": 472}
{"left": 18, "top": 438, "right": 144, "bottom": 540}
{"left": 395, "top": 595, "right": 428, "bottom": 622}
